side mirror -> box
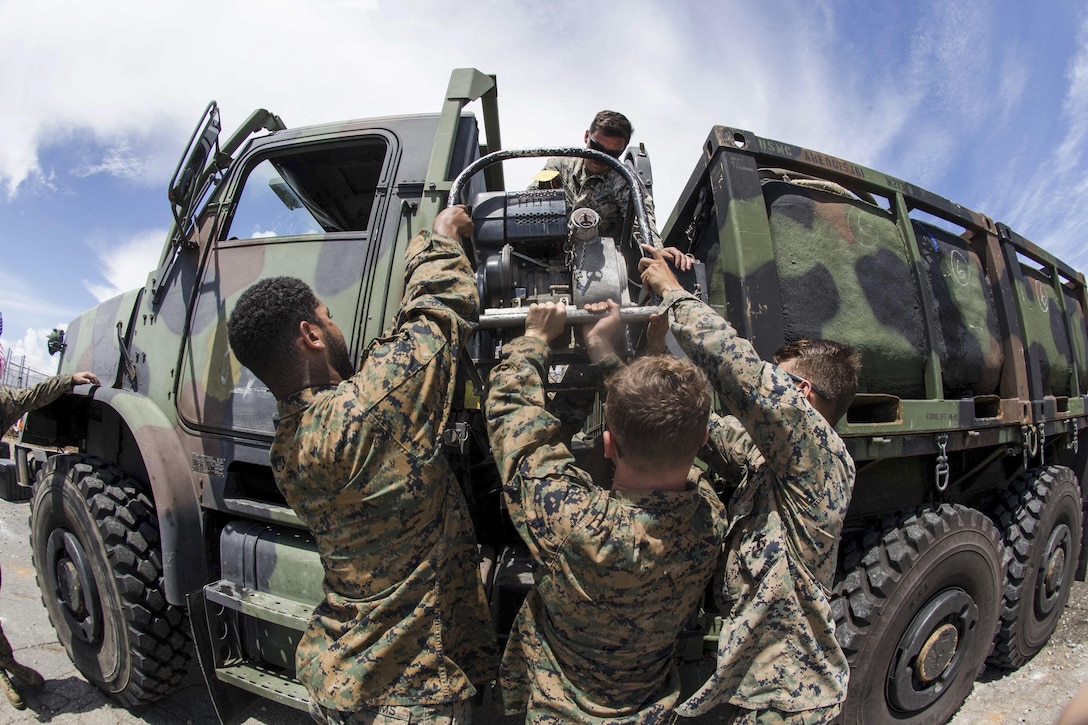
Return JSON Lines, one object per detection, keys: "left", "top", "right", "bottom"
{"left": 168, "top": 101, "right": 222, "bottom": 233}
{"left": 47, "top": 328, "right": 66, "bottom": 356}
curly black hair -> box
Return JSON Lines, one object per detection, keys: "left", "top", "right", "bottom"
{"left": 228, "top": 276, "right": 320, "bottom": 394}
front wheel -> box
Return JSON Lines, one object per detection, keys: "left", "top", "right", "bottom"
{"left": 832, "top": 504, "right": 1004, "bottom": 724}
{"left": 30, "top": 454, "right": 189, "bottom": 706}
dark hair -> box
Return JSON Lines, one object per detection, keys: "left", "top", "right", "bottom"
{"left": 228, "top": 277, "right": 320, "bottom": 394}
{"left": 773, "top": 339, "right": 862, "bottom": 424}
{"left": 589, "top": 110, "right": 634, "bottom": 144}
{"left": 604, "top": 355, "right": 710, "bottom": 472}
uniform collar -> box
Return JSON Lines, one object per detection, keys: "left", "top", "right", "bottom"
{"left": 276, "top": 384, "right": 338, "bottom": 420}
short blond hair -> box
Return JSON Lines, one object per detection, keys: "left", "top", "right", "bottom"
{"left": 604, "top": 355, "right": 710, "bottom": 472}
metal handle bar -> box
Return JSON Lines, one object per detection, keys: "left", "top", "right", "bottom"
{"left": 477, "top": 305, "right": 660, "bottom": 330}
{"left": 448, "top": 147, "right": 654, "bottom": 252}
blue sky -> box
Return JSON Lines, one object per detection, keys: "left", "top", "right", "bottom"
{"left": 1, "top": 0, "right": 1085, "bottom": 376}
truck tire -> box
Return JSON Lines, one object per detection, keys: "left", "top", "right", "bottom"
{"left": 29, "top": 454, "right": 189, "bottom": 706}
{"left": 988, "top": 465, "right": 1081, "bottom": 669}
{"left": 832, "top": 504, "right": 1004, "bottom": 724}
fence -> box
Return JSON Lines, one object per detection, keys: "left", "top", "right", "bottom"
{"left": 0, "top": 349, "right": 53, "bottom": 390}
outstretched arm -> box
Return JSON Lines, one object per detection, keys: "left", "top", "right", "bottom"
{"left": 485, "top": 303, "right": 597, "bottom": 559}
{"left": 1, "top": 372, "right": 98, "bottom": 433}
{"left": 397, "top": 204, "right": 479, "bottom": 332}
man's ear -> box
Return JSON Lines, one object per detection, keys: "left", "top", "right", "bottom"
{"left": 583, "top": 129, "right": 591, "bottom": 145}
{"left": 603, "top": 430, "right": 618, "bottom": 462}
{"left": 298, "top": 320, "right": 326, "bottom": 351}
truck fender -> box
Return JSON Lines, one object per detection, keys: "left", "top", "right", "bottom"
{"left": 82, "top": 386, "right": 205, "bottom": 606}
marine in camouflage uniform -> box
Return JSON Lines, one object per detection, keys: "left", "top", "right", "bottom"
{"left": 485, "top": 300, "right": 725, "bottom": 724}
{"left": 529, "top": 110, "right": 662, "bottom": 255}
{"left": 528, "top": 155, "right": 661, "bottom": 249}
{"left": 230, "top": 207, "right": 496, "bottom": 724}
{"left": 638, "top": 247, "right": 858, "bottom": 725}
{"left": 0, "top": 370, "right": 98, "bottom": 709}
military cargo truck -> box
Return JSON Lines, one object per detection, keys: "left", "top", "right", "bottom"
{"left": 12, "top": 68, "right": 1088, "bottom": 724}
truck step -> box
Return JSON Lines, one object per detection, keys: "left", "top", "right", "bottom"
{"left": 217, "top": 661, "right": 309, "bottom": 712}
{"left": 203, "top": 579, "right": 312, "bottom": 631}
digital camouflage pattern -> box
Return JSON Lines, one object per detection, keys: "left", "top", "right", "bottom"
{"left": 485, "top": 334, "right": 725, "bottom": 723}
{"left": 528, "top": 156, "right": 662, "bottom": 249}
{"left": 309, "top": 697, "right": 472, "bottom": 725}
{"left": 0, "top": 374, "right": 74, "bottom": 433}
{"left": 269, "top": 229, "right": 496, "bottom": 711}
{"left": 657, "top": 290, "right": 853, "bottom": 719}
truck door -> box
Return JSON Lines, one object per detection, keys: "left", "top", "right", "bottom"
{"left": 176, "top": 134, "right": 393, "bottom": 436}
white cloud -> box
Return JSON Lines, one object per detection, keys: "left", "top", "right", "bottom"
{"left": 0, "top": 0, "right": 919, "bottom": 215}
{"left": 995, "top": 9, "right": 1088, "bottom": 270}
{"left": 73, "top": 139, "right": 153, "bottom": 181}
{"left": 83, "top": 229, "right": 166, "bottom": 302}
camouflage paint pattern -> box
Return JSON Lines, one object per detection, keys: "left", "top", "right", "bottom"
{"left": 269, "top": 229, "right": 496, "bottom": 711}
{"left": 660, "top": 125, "right": 1088, "bottom": 449}
{"left": 912, "top": 220, "right": 1004, "bottom": 398}
{"left": 657, "top": 290, "right": 852, "bottom": 717}
{"left": 485, "top": 334, "right": 725, "bottom": 723}
{"left": 763, "top": 180, "right": 928, "bottom": 398}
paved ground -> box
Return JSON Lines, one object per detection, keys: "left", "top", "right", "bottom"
{"left": 1, "top": 489, "right": 1087, "bottom": 724}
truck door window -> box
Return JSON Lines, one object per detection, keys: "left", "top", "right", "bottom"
{"left": 226, "top": 140, "right": 387, "bottom": 239}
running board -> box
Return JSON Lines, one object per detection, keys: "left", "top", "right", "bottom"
{"left": 189, "top": 581, "right": 314, "bottom": 724}
{"left": 203, "top": 580, "right": 312, "bottom": 631}
{"left": 218, "top": 662, "right": 309, "bottom": 711}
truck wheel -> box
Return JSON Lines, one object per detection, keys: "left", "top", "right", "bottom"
{"left": 988, "top": 465, "right": 1081, "bottom": 669}
{"left": 832, "top": 504, "right": 1003, "bottom": 724}
{"left": 29, "top": 454, "right": 189, "bottom": 706}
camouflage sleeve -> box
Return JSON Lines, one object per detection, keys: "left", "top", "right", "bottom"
{"left": 702, "top": 412, "right": 759, "bottom": 483}
{"left": 661, "top": 290, "right": 834, "bottom": 496}
{"left": 485, "top": 335, "right": 597, "bottom": 560}
{"left": 396, "top": 229, "right": 479, "bottom": 331}
{"left": 0, "top": 374, "right": 74, "bottom": 433}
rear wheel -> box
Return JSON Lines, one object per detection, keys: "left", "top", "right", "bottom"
{"left": 832, "top": 504, "right": 1004, "bottom": 724}
{"left": 29, "top": 454, "right": 189, "bottom": 706}
{"left": 988, "top": 465, "right": 1081, "bottom": 668}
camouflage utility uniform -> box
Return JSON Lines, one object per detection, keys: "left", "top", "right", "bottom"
{"left": 486, "top": 335, "right": 725, "bottom": 723}
{"left": 270, "top": 229, "right": 496, "bottom": 722}
{"left": 529, "top": 157, "right": 662, "bottom": 248}
{"left": 660, "top": 290, "right": 854, "bottom": 724}
{"left": 0, "top": 375, "right": 75, "bottom": 708}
